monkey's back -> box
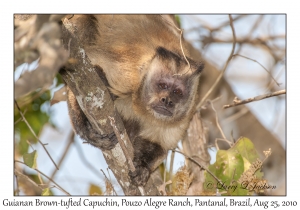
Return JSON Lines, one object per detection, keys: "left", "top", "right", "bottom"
{"left": 69, "top": 15, "right": 184, "bottom": 96}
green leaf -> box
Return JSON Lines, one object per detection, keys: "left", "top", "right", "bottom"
{"left": 232, "top": 137, "right": 260, "bottom": 163}
{"left": 23, "top": 150, "right": 37, "bottom": 168}
{"left": 203, "top": 136, "right": 266, "bottom": 195}
{"left": 41, "top": 188, "right": 53, "bottom": 196}
{"left": 14, "top": 90, "right": 51, "bottom": 155}
{"left": 204, "top": 149, "right": 244, "bottom": 195}
{"left": 233, "top": 137, "right": 264, "bottom": 179}
{"left": 215, "top": 149, "right": 244, "bottom": 181}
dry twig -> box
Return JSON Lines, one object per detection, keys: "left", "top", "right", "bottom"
{"left": 15, "top": 160, "right": 70, "bottom": 195}
{"left": 14, "top": 100, "right": 58, "bottom": 170}
{"left": 197, "top": 14, "right": 236, "bottom": 110}
{"left": 223, "top": 89, "right": 286, "bottom": 109}
{"left": 49, "top": 131, "right": 74, "bottom": 181}
{"left": 173, "top": 150, "right": 223, "bottom": 186}
{"left": 208, "top": 100, "right": 227, "bottom": 140}
{"left": 160, "top": 15, "right": 191, "bottom": 76}
{"left": 233, "top": 54, "right": 281, "bottom": 86}
{"left": 100, "top": 169, "right": 118, "bottom": 195}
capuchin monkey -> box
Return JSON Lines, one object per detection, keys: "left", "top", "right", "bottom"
{"left": 65, "top": 15, "right": 204, "bottom": 186}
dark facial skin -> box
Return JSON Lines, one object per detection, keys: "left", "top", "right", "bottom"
{"left": 151, "top": 75, "right": 188, "bottom": 117}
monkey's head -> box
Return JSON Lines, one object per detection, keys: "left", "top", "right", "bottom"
{"left": 134, "top": 47, "right": 204, "bottom": 124}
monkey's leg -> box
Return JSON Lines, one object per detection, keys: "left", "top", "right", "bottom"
{"left": 66, "top": 85, "right": 118, "bottom": 150}
{"left": 129, "top": 138, "right": 167, "bottom": 186}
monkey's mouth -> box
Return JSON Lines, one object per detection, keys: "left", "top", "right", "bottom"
{"left": 152, "top": 105, "right": 173, "bottom": 116}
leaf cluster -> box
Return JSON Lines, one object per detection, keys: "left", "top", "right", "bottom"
{"left": 203, "top": 137, "right": 265, "bottom": 196}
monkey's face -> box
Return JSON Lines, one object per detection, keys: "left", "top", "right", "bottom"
{"left": 148, "top": 74, "right": 189, "bottom": 121}
{"left": 138, "top": 48, "right": 204, "bottom": 122}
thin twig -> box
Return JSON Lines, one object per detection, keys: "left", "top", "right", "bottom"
{"left": 25, "top": 140, "right": 44, "bottom": 184}
{"left": 197, "top": 15, "right": 236, "bottom": 110}
{"left": 74, "top": 137, "right": 103, "bottom": 178}
{"left": 37, "top": 170, "right": 44, "bottom": 185}
{"left": 106, "top": 168, "right": 112, "bottom": 182}
{"left": 160, "top": 15, "right": 191, "bottom": 76}
{"left": 200, "top": 35, "right": 285, "bottom": 45}
{"left": 223, "top": 89, "right": 286, "bottom": 109}
{"left": 14, "top": 117, "right": 23, "bottom": 125}
{"left": 208, "top": 100, "right": 227, "bottom": 140}
{"left": 169, "top": 150, "right": 175, "bottom": 191}
{"left": 100, "top": 169, "right": 118, "bottom": 196}
{"left": 14, "top": 109, "right": 27, "bottom": 125}
{"left": 211, "top": 15, "right": 247, "bottom": 32}
{"left": 188, "top": 15, "right": 246, "bottom": 33}
{"left": 233, "top": 54, "right": 281, "bottom": 86}
{"left": 17, "top": 87, "right": 47, "bottom": 108}
{"left": 169, "top": 150, "right": 175, "bottom": 180}
{"left": 223, "top": 107, "right": 249, "bottom": 124}
{"left": 248, "top": 15, "right": 264, "bottom": 37}
{"left": 14, "top": 173, "right": 20, "bottom": 195}
{"left": 266, "top": 65, "right": 285, "bottom": 91}
{"left": 15, "top": 160, "right": 70, "bottom": 195}
{"left": 201, "top": 96, "right": 221, "bottom": 109}
{"left": 164, "top": 154, "right": 168, "bottom": 184}
{"left": 158, "top": 180, "right": 172, "bottom": 196}
{"left": 49, "top": 130, "right": 74, "bottom": 182}
{"left": 14, "top": 100, "right": 59, "bottom": 170}
{"left": 215, "top": 138, "right": 234, "bottom": 150}
{"left": 14, "top": 169, "right": 43, "bottom": 192}
{"left": 233, "top": 15, "right": 264, "bottom": 56}
{"left": 200, "top": 35, "right": 285, "bottom": 62}
{"left": 26, "top": 140, "right": 34, "bottom": 151}
{"left": 172, "top": 149, "right": 223, "bottom": 185}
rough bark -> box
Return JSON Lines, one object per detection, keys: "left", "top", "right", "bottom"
{"left": 183, "top": 113, "right": 210, "bottom": 195}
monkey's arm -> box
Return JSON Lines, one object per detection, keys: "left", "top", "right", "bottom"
{"left": 66, "top": 85, "right": 118, "bottom": 150}
{"left": 129, "top": 137, "right": 167, "bottom": 186}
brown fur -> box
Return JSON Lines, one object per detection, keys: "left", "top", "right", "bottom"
{"left": 67, "top": 15, "right": 204, "bottom": 186}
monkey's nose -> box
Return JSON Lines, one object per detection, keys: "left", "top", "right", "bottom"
{"left": 160, "top": 97, "right": 173, "bottom": 107}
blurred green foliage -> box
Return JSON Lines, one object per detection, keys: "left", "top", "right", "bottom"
{"left": 14, "top": 74, "right": 64, "bottom": 156}
{"left": 174, "top": 15, "right": 181, "bottom": 28}
{"left": 14, "top": 91, "right": 51, "bottom": 155}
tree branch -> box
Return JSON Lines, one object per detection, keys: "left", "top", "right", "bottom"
{"left": 15, "top": 160, "right": 70, "bottom": 195}
{"left": 60, "top": 18, "right": 159, "bottom": 195}
{"left": 223, "top": 89, "right": 286, "bottom": 109}
{"left": 182, "top": 113, "right": 210, "bottom": 195}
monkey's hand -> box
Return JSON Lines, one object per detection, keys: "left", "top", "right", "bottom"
{"left": 84, "top": 123, "right": 118, "bottom": 150}
{"left": 128, "top": 161, "right": 150, "bottom": 186}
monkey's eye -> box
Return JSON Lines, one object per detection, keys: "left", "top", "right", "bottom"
{"left": 173, "top": 89, "right": 183, "bottom": 96}
{"left": 158, "top": 83, "right": 168, "bottom": 89}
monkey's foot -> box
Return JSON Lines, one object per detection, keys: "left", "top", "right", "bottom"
{"left": 86, "top": 131, "right": 118, "bottom": 150}
{"left": 128, "top": 164, "right": 150, "bottom": 186}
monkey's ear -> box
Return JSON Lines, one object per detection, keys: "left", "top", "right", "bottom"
{"left": 192, "top": 62, "right": 204, "bottom": 76}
